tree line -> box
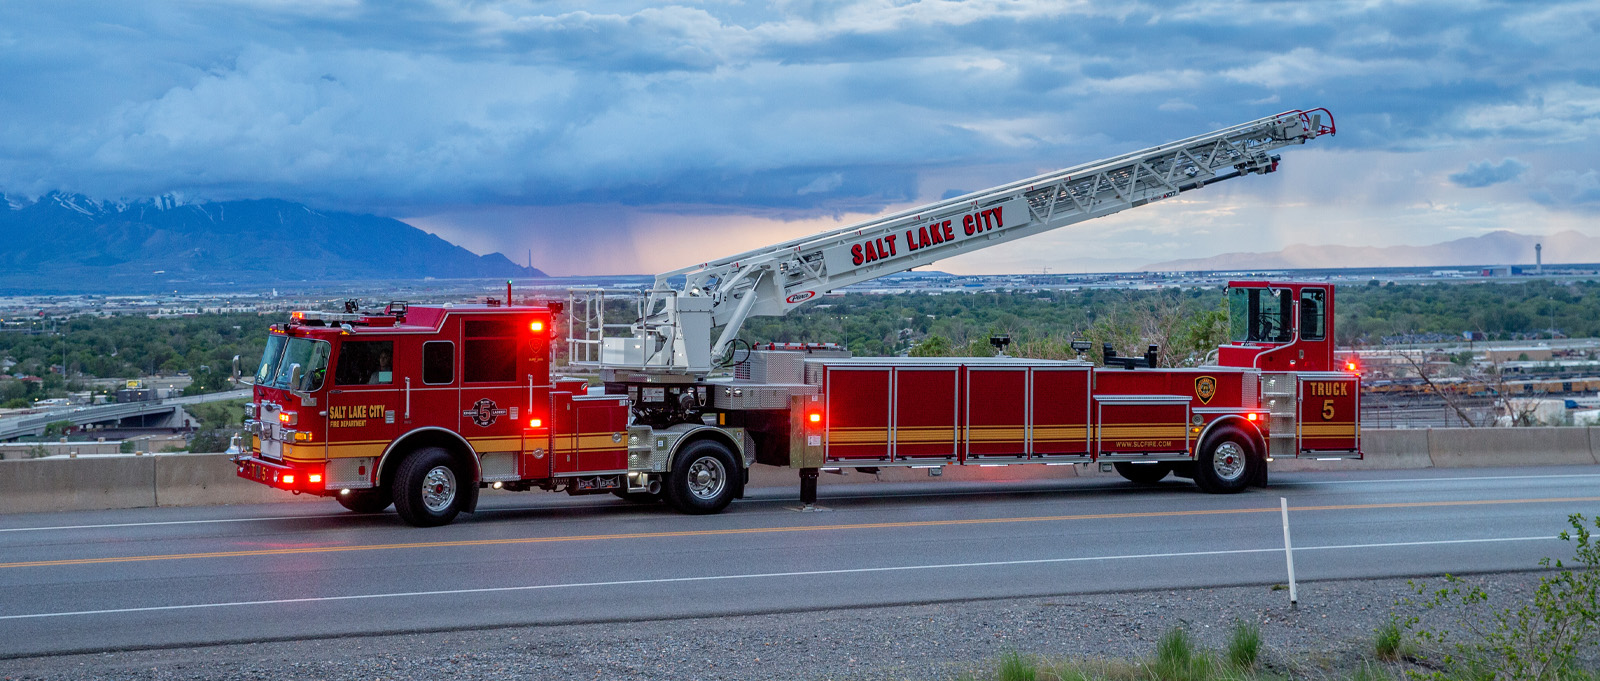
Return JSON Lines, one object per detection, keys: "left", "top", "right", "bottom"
{"left": 3, "top": 279, "right": 1596, "bottom": 391}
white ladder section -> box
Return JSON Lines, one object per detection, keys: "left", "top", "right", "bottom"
{"left": 576, "top": 108, "right": 1335, "bottom": 375}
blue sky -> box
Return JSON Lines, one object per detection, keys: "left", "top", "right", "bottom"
{"left": 2, "top": 0, "right": 1598, "bottom": 275}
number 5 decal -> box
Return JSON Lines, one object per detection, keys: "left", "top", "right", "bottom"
{"left": 1322, "top": 399, "right": 1335, "bottom": 420}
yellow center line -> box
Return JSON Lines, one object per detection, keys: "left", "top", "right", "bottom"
{"left": 7, "top": 495, "right": 1598, "bottom": 570}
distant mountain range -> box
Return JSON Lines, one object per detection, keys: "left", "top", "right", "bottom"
{"left": 0, "top": 193, "right": 543, "bottom": 292}
{"left": 1140, "top": 230, "right": 1600, "bottom": 272}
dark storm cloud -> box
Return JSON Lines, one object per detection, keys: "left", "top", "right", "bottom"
{"left": 1450, "top": 158, "right": 1529, "bottom": 188}
{"left": 0, "top": 0, "right": 1596, "bottom": 221}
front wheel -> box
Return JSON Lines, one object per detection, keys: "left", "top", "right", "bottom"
{"left": 663, "top": 440, "right": 739, "bottom": 515}
{"left": 1193, "top": 428, "right": 1260, "bottom": 494}
{"left": 392, "top": 447, "right": 465, "bottom": 527}
{"left": 1113, "top": 461, "right": 1171, "bottom": 484}
{"left": 336, "top": 488, "right": 392, "bottom": 513}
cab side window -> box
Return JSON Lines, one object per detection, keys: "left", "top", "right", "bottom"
{"left": 1299, "top": 289, "right": 1326, "bottom": 341}
{"left": 464, "top": 320, "right": 517, "bottom": 384}
{"left": 423, "top": 341, "right": 454, "bottom": 385}
{"left": 334, "top": 341, "right": 395, "bottom": 386}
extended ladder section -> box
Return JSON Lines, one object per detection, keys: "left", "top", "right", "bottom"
{"left": 572, "top": 108, "right": 1334, "bottom": 376}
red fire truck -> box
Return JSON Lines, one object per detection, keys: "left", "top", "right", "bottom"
{"left": 236, "top": 109, "right": 1354, "bottom": 527}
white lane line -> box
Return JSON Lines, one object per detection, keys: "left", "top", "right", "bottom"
{"left": 1276, "top": 473, "right": 1600, "bottom": 486}
{"left": 0, "top": 514, "right": 359, "bottom": 533}
{"left": 0, "top": 535, "right": 1555, "bottom": 621}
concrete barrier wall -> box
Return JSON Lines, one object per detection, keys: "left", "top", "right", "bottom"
{"left": 152, "top": 454, "right": 323, "bottom": 508}
{"left": 1429, "top": 427, "right": 1597, "bottom": 467}
{"left": 0, "top": 454, "right": 321, "bottom": 514}
{"left": 0, "top": 456, "right": 156, "bottom": 514}
{"left": 5, "top": 427, "right": 1600, "bottom": 514}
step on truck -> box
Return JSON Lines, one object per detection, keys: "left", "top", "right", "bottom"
{"left": 233, "top": 109, "right": 1357, "bottom": 526}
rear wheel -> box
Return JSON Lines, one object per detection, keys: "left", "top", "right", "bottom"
{"left": 663, "top": 440, "right": 738, "bottom": 515}
{"left": 1193, "top": 428, "right": 1259, "bottom": 494}
{"left": 1113, "top": 461, "right": 1171, "bottom": 484}
{"left": 392, "top": 447, "right": 465, "bottom": 527}
{"left": 336, "top": 488, "right": 392, "bottom": 513}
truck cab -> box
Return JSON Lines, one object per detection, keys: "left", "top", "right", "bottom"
{"left": 238, "top": 302, "right": 596, "bottom": 526}
{"left": 1216, "top": 281, "right": 1338, "bottom": 372}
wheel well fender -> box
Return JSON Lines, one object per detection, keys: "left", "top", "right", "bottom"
{"left": 1196, "top": 415, "right": 1266, "bottom": 459}
{"left": 377, "top": 427, "right": 482, "bottom": 511}
{"left": 670, "top": 429, "right": 747, "bottom": 499}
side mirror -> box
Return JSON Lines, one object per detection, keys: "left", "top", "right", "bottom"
{"left": 289, "top": 363, "right": 303, "bottom": 392}
{"left": 232, "top": 355, "right": 242, "bottom": 380}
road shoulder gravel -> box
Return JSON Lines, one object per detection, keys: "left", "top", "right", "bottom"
{"left": 0, "top": 570, "right": 1573, "bottom": 680}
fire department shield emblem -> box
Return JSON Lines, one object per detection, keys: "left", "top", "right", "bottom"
{"left": 462, "top": 398, "right": 507, "bottom": 427}
{"left": 1195, "top": 376, "right": 1217, "bottom": 405}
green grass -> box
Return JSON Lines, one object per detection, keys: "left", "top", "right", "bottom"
{"left": 958, "top": 625, "right": 1434, "bottom": 681}
{"left": 1373, "top": 618, "right": 1406, "bottom": 661}
{"left": 996, "top": 650, "right": 1036, "bottom": 681}
{"left": 1226, "top": 621, "right": 1261, "bottom": 669}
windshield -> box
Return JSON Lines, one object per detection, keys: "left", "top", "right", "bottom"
{"left": 255, "top": 335, "right": 287, "bottom": 384}
{"left": 1228, "top": 287, "right": 1294, "bottom": 343}
{"left": 268, "top": 337, "right": 331, "bottom": 392}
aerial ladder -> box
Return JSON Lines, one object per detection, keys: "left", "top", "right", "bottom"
{"left": 569, "top": 109, "right": 1335, "bottom": 379}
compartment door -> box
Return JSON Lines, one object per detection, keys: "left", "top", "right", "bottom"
{"left": 1297, "top": 374, "right": 1361, "bottom": 456}
{"left": 825, "top": 367, "right": 891, "bottom": 460}
{"left": 1030, "top": 367, "right": 1091, "bottom": 457}
{"left": 1095, "top": 396, "right": 1190, "bottom": 456}
{"left": 554, "top": 400, "right": 628, "bottom": 475}
{"left": 892, "top": 367, "right": 958, "bottom": 461}
{"left": 965, "top": 368, "right": 1027, "bottom": 459}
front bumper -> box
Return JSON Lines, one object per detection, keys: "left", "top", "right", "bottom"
{"left": 232, "top": 453, "right": 328, "bottom": 495}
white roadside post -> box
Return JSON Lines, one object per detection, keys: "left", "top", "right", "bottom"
{"left": 1281, "top": 496, "right": 1298, "bottom": 608}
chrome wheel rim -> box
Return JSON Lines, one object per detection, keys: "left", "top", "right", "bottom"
{"left": 685, "top": 456, "right": 726, "bottom": 500}
{"left": 1212, "top": 441, "right": 1246, "bottom": 481}
{"left": 421, "top": 465, "right": 457, "bottom": 512}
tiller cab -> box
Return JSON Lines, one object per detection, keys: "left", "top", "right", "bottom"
{"left": 234, "top": 109, "right": 1358, "bottom": 526}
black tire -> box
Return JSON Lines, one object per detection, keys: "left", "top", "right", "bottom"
{"left": 391, "top": 446, "right": 465, "bottom": 527}
{"left": 1193, "top": 427, "right": 1259, "bottom": 494}
{"left": 663, "top": 439, "right": 739, "bottom": 515}
{"left": 336, "top": 488, "right": 392, "bottom": 513}
{"left": 1113, "top": 461, "right": 1171, "bottom": 484}
{"left": 612, "top": 489, "right": 662, "bottom": 504}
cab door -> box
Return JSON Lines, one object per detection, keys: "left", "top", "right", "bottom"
{"left": 457, "top": 318, "right": 527, "bottom": 466}
{"left": 325, "top": 338, "right": 403, "bottom": 464}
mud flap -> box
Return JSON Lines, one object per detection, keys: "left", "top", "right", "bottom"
{"left": 462, "top": 482, "right": 480, "bottom": 513}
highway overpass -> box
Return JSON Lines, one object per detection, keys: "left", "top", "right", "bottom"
{"left": 0, "top": 389, "right": 250, "bottom": 441}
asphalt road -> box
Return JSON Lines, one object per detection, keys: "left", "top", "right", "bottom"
{"left": 2, "top": 465, "right": 1599, "bottom": 659}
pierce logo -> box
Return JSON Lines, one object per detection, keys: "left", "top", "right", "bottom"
{"left": 1195, "top": 376, "right": 1217, "bottom": 405}
{"left": 785, "top": 290, "right": 816, "bottom": 304}
{"left": 463, "top": 398, "right": 507, "bottom": 427}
